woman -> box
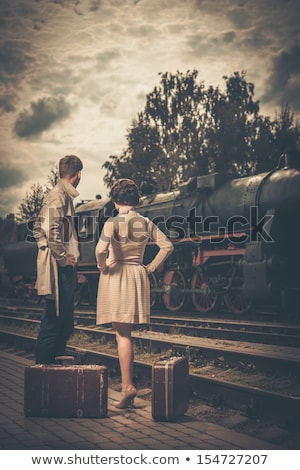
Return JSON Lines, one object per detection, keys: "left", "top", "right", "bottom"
{"left": 95, "top": 179, "right": 174, "bottom": 408}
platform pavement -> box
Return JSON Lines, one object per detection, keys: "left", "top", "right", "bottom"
{"left": 0, "top": 350, "right": 279, "bottom": 450}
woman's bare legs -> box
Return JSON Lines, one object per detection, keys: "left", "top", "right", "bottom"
{"left": 113, "top": 322, "right": 135, "bottom": 392}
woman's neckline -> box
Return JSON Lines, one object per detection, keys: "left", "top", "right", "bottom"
{"left": 118, "top": 207, "right": 135, "bottom": 215}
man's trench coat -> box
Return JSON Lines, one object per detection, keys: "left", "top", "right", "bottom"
{"left": 33, "top": 179, "right": 79, "bottom": 315}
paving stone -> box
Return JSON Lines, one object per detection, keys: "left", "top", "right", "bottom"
{"left": 0, "top": 351, "right": 279, "bottom": 450}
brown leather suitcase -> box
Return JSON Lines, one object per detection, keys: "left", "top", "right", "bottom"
{"left": 24, "top": 363, "right": 108, "bottom": 418}
{"left": 151, "top": 356, "right": 189, "bottom": 421}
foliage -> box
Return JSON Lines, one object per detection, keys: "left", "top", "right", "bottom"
{"left": 103, "top": 70, "right": 300, "bottom": 193}
{"left": 16, "top": 168, "right": 59, "bottom": 223}
{"left": 0, "top": 213, "right": 16, "bottom": 243}
{"left": 16, "top": 183, "right": 45, "bottom": 223}
{"left": 46, "top": 168, "right": 59, "bottom": 192}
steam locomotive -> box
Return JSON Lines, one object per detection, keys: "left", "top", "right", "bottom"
{"left": 2, "top": 158, "right": 300, "bottom": 316}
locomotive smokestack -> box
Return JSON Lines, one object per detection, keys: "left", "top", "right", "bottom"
{"left": 277, "top": 150, "right": 300, "bottom": 170}
{"left": 276, "top": 153, "right": 291, "bottom": 169}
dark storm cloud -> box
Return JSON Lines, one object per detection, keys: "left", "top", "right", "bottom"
{"left": 0, "top": 40, "right": 33, "bottom": 84}
{"left": 222, "top": 31, "right": 236, "bottom": 43}
{"left": 263, "top": 45, "right": 300, "bottom": 110}
{"left": 0, "top": 94, "right": 15, "bottom": 113}
{"left": 50, "top": 0, "right": 99, "bottom": 10}
{"left": 0, "top": 166, "right": 27, "bottom": 189}
{"left": 0, "top": 17, "right": 8, "bottom": 29}
{"left": 89, "top": 0, "right": 101, "bottom": 12}
{"left": 227, "top": 4, "right": 253, "bottom": 30}
{"left": 14, "top": 96, "right": 72, "bottom": 138}
{"left": 240, "top": 26, "right": 270, "bottom": 50}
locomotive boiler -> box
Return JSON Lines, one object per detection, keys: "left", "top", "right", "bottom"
{"left": 138, "top": 165, "right": 300, "bottom": 314}
{"left": 2, "top": 159, "right": 300, "bottom": 316}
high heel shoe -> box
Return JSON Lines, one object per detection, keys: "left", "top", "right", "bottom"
{"left": 115, "top": 386, "right": 137, "bottom": 409}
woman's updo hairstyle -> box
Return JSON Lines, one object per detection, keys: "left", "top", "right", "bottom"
{"left": 110, "top": 179, "right": 141, "bottom": 206}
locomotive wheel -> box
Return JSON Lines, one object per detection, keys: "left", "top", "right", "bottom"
{"left": 191, "top": 270, "right": 217, "bottom": 313}
{"left": 149, "top": 272, "right": 158, "bottom": 308}
{"left": 223, "top": 289, "right": 250, "bottom": 314}
{"left": 162, "top": 270, "right": 186, "bottom": 311}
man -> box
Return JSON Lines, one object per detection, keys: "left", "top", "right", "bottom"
{"left": 33, "top": 155, "right": 83, "bottom": 364}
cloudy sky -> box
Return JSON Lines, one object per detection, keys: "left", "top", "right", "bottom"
{"left": 0, "top": 0, "right": 300, "bottom": 217}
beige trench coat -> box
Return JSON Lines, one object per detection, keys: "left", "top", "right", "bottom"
{"left": 33, "top": 179, "right": 79, "bottom": 315}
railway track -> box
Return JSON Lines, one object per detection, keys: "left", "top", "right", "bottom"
{"left": 1, "top": 301, "right": 300, "bottom": 376}
{"left": 2, "top": 300, "right": 300, "bottom": 347}
{"left": 0, "top": 304, "right": 300, "bottom": 348}
{"left": 1, "top": 313, "right": 300, "bottom": 376}
{"left": 1, "top": 329, "right": 300, "bottom": 426}
{"left": 0, "top": 299, "right": 300, "bottom": 427}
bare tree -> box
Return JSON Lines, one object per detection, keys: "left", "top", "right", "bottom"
{"left": 16, "top": 168, "right": 59, "bottom": 222}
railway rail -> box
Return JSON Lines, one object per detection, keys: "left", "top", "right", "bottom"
{"left": 1, "top": 329, "right": 300, "bottom": 426}
{"left": 2, "top": 300, "right": 300, "bottom": 348}
{"left": 1, "top": 312, "right": 300, "bottom": 375}
{"left": 0, "top": 299, "right": 300, "bottom": 428}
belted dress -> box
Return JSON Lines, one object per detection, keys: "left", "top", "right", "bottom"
{"left": 95, "top": 209, "right": 174, "bottom": 325}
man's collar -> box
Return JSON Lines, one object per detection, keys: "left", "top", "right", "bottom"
{"left": 59, "top": 178, "right": 79, "bottom": 199}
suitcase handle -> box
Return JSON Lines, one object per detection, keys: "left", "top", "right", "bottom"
{"left": 158, "top": 354, "right": 186, "bottom": 361}
{"left": 55, "top": 356, "right": 75, "bottom": 365}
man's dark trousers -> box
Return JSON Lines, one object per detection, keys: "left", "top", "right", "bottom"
{"left": 35, "top": 265, "right": 76, "bottom": 364}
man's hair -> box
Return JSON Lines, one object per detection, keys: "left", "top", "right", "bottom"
{"left": 110, "top": 178, "right": 141, "bottom": 206}
{"left": 59, "top": 155, "right": 83, "bottom": 178}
